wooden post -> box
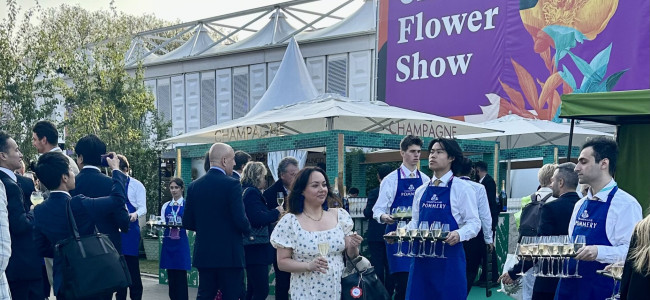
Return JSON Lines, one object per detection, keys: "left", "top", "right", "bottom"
{"left": 554, "top": 147, "right": 559, "bottom": 164}
{"left": 176, "top": 148, "right": 182, "bottom": 177}
{"left": 338, "top": 133, "right": 345, "bottom": 196}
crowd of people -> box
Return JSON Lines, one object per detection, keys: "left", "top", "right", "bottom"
{"left": 1, "top": 121, "right": 649, "bottom": 300}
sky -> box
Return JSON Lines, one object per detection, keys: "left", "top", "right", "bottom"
{"left": 1, "top": 0, "right": 361, "bottom": 32}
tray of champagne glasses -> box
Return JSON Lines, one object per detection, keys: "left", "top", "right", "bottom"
{"left": 516, "top": 235, "right": 584, "bottom": 259}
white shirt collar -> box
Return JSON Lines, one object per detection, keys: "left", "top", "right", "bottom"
{"left": 587, "top": 179, "right": 617, "bottom": 202}
{"left": 171, "top": 197, "right": 184, "bottom": 206}
{"left": 479, "top": 175, "right": 486, "bottom": 183}
{"left": 50, "top": 190, "right": 71, "bottom": 197}
{"left": 0, "top": 167, "right": 17, "bottom": 182}
{"left": 49, "top": 147, "right": 62, "bottom": 153}
{"left": 400, "top": 164, "right": 418, "bottom": 178}
{"left": 82, "top": 165, "right": 101, "bottom": 171}
{"left": 233, "top": 170, "right": 241, "bottom": 177}
{"left": 432, "top": 170, "right": 453, "bottom": 185}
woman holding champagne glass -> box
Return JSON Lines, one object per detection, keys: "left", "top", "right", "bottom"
{"left": 159, "top": 178, "right": 191, "bottom": 300}
{"left": 270, "top": 167, "right": 363, "bottom": 299}
{"left": 241, "top": 162, "right": 283, "bottom": 300}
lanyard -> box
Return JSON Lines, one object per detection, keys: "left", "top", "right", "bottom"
{"left": 170, "top": 200, "right": 181, "bottom": 219}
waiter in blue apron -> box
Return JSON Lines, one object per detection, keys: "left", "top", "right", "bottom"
{"left": 406, "top": 138, "right": 480, "bottom": 300}
{"left": 117, "top": 155, "right": 147, "bottom": 300}
{"left": 555, "top": 137, "right": 642, "bottom": 300}
{"left": 161, "top": 177, "right": 192, "bottom": 300}
{"left": 373, "top": 135, "right": 430, "bottom": 300}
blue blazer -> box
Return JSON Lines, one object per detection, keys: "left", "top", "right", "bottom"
{"left": 33, "top": 170, "right": 127, "bottom": 295}
{"left": 16, "top": 174, "right": 35, "bottom": 212}
{"left": 184, "top": 169, "right": 251, "bottom": 269}
{"left": 70, "top": 167, "right": 130, "bottom": 253}
{"left": 242, "top": 185, "right": 279, "bottom": 265}
{"left": 0, "top": 172, "right": 41, "bottom": 281}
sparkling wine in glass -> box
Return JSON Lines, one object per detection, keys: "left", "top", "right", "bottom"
{"left": 407, "top": 227, "right": 419, "bottom": 257}
{"left": 429, "top": 221, "right": 441, "bottom": 257}
{"left": 277, "top": 192, "right": 285, "bottom": 208}
{"left": 317, "top": 241, "right": 329, "bottom": 257}
{"left": 30, "top": 191, "right": 44, "bottom": 206}
{"left": 572, "top": 235, "right": 586, "bottom": 278}
{"left": 439, "top": 224, "right": 450, "bottom": 259}
{"left": 395, "top": 221, "right": 408, "bottom": 257}
{"left": 418, "top": 221, "right": 429, "bottom": 257}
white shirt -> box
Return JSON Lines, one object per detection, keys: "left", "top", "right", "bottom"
{"left": 126, "top": 176, "right": 147, "bottom": 217}
{"left": 0, "top": 168, "right": 16, "bottom": 183}
{"left": 161, "top": 197, "right": 185, "bottom": 218}
{"left": 567, "top": 179, "right": 643, "bottom": 264}
{"left": 82, "top": 165, "right": 101, "bottom": 171}
{"left": 460, "top": 176, "right": 493, "bottom": 244}
{"left": 0, "top": 181, "right": 11, "bottom": 300}
{"left": 49, "top": 190, "right": 71, "bottom": 197}
{"left": 372, "top": 164, "right": 430, "bottom": 223}
{"left": 409, "top": 170, "right": 481, "bottom": 242}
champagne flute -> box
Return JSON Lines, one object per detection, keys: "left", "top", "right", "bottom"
{"left": 277, "top": 192, "right": 285, "bottom": 208}
{"left": 572, "top": 235, "right": 586, "bottom": 278}
{"left": 439, "top": 224, "right": 450, "bottom": 259}
{"left": 559, "top": 235, "right": 572, "bottom": 277}
{"left": 516, "top": 236, "right": 530, "bottom": 276}
{"left": 406, "top": 226, "right": 419, "bottom": 257}
{"left": 148, "top": 214, "right": 156, "bottom": 237}
{"left": 395, "top": 221, "right": 408, "bottom": 257}
{"left": 30, "top": 191, "right": 44, "bottom": 206}
{"left": 418, "top": 221, "right": 430, "bottom": 257}
{"left": 606, "top": 261, "right": 624, "bottom": 300}
{"left": 429, "top": 221, "right": 441, "bottom": 257}
{"left": 317, "top": 236, "right": 329, "bottom": 257}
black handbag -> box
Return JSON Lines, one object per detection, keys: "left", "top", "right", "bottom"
{"left": 341, "top": 254, "right": 390, "bottom": 300}
{"left": 54, "top": 199, "right": 131, "bottom": 299}
{"left": 242, "top": 187, "right": 270, "bottom": 246}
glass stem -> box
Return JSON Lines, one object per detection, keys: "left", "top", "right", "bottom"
{"left": 574, "top": 260, "right": 580, "bottom": 277}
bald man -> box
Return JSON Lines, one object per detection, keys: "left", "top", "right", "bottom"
{"left": 183, "top": 143, "right": 251, "bottom": 300}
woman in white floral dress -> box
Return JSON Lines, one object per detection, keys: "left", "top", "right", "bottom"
{"left": 271, "top": 167, "right": 363, "bottom": 300}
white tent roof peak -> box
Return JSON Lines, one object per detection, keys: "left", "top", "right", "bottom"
{"left": 125, "top": 38, "right": 158, "bottom": 64}
{"left": 221, "top": 10, "right": 296, "bottom": 52}
{"left": 245, "top": 37, "right": 318, "bottom": 116}
{"left": 297, "top": 0, "right": 376, "bottom": 41}
{"left": 155, "top": 24, "right": 215, "bottom": 61}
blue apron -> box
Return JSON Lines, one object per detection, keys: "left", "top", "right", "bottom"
{"left": 386, "top": 169, "right": 424, "bottom": 274}
{"left": 120, "top": 177, "right": 141, "bottom": 256}
{"left": 555, "top": 187, "right": 618, "bottom": 300}
{"left": 159, "top": 201, "right": 191, "bottom": 270}
{"left": 406, "top": 178, "right": 467, "bottom": 300}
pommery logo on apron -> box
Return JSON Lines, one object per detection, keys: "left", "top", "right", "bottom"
{"left": 422, "top": 193, "right": 446, "bottom": 209}
{"left": 576, "top": 209, "right": 597, "bottom": 229}
{"left": 400, "top": 183, "right": 417, "bottom": 197}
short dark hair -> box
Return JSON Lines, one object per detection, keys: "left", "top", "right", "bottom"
{"left": 234, "top": 150, "right": 251, "bottom": 171}
{"left": 34, "top": 152, "right": 70, "bottom": 190}
{"left": 400, "top": 135, "right": 423, "bottom": 151}
{"left": 377, "top": 164, "right": 393, "bottom": 180}
{"left": 474, "top": 161, "right": 488, "bottom": 172}
{"left": 117, "top": 154, "right": 129, "bottom": 172}
{"left": 32, "top": 120, "right": 59, "bottom": 145}
{"left": 581, "top": 136, "right": 618, "bottom": 176}
{"left": 457, "top": 157, "right": 473, "bottom": 177}
{"left": 169, "top": 177, "right": 185, "bottom": 190}
{"left": 428, "top": 138, "right": 464, "bottom": 174}
{"left": 203, "top": 152, "right": 210, "bottom": 172}
{"left": 556, "top": 162, "right": 578, "bottom": 190}
{"left": 74, "top": 134, "right": 106, "bottom": 166}
{"left": 0, "top": 131, "right": 10, "bottom": 153}
{"left": 278, "top": 156, "right": 299, "bottom": 176}
{"left": 287, "top": 167, "right": 331, "bottom": 214}
{"left": 348, "top": 187, "right": 359, "bottom": 195}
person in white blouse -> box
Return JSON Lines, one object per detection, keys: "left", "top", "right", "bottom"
{"left": 555, "top": 136, "right": 643, "bottom": 300}
{"left": 456, "top": 157, "right": 493, "bottom": 294}
{"left": 0, "top": 180, "right": 11, "bottom": 300}
{"left": 372, "top": 135, "right": 430, "bottom": 300}
{"left": 115, "top": 155, "right": 147, "bottom": 300}
{"left": 406, "top": 138, "right": 480, "bottom": 300}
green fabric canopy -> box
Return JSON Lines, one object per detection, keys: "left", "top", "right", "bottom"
{"left": 561, "top": 89, "right": 650, "bottom": 214}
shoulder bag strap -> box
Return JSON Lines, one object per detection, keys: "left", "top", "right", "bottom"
{"left": 65, "top": 198, "right": 81, "bottom": 240}
{"left": 539, "top": 193, "right": 552, "bottom": 203}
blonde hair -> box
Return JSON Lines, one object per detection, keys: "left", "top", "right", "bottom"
{"left": 630, "top": 215, "right": 650, "bottom": 275}
{"left": 538, "top": 163, "right": 557, "bottom": 187}
{"left": 241, "top": 161, "right": 267, "bottom": 188}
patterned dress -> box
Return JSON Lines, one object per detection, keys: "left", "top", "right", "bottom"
{"left": 271, "top": 208, "right": 354, "bottom": 300}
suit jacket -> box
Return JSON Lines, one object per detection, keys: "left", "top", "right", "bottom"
{"left": 184, "top": 169, "right": 251, "bottom": 269}
{"left": 0, "top": 172, "right": 42, "bottom": 281}
{"left": 15, "top": 174, "right": 35, "bottom": 212}
{"left": 242, "top": 184, "right": 279, "bottom": 265}
{"left": 363, "top": 187, "right": 386, "bottom": 242}
{"left": 480, "top": 174, "right": 498, "bottom": 231}
{"left": 620, "top": 233, "right": 650, "bottom": 300}
{"left": 262, "top": 180, "right": 286, "bottom": 211}
{"left": 70, "top": 167, "right": 130, "bottom": 253}
{"left": 32, "top": 171, "right": 127, "bottom": 295}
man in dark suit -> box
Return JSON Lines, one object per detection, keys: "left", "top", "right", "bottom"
{"left": 70, "top": 134, "right": 130, "bottom": 254}
{"left": 231, "top": 150, "right": 251, "bottom": 180}
{"left": 15, "top": 174, "right": 35, "bottom": 212}
{"left": 363, "top": 164, "right": 393, "bottom": 287}
{"left": 0, "top": 131, "right": 43, "bottom": 299}
{"left": 262, "top": 156, "right": 298, "bottom": 300}
{"left": 32, "top": 151, "right": 127, "bottom": 300}
{"left": 184, "top": 143, "right": 251, "bottom": 300}
{"left": 475, "top": 160, "right": 499, "bottom": 284}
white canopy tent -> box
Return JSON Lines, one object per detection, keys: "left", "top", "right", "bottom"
{"left": 153, "top": 24, "right": 215, "bottom": 61}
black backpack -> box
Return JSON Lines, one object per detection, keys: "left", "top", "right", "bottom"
{"left": 518, "top": 192, "right": 552, "bottom": 242}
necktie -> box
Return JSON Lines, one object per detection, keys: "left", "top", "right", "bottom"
{"left": 433, "top": 179, "right": 442, "bottom": 186}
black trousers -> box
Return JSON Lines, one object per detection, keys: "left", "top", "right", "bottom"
{"left": 368, "top": 241, "right": 391, "bottom": 287}
{"left": 272, "top": 259, "right": 291, "bottom": 300}
{"left": 196, "top": 268, "right": 243, "bottom": 300}
{"left": 42, "top": 265, "right": 51, "bottom": 298}
{"left": 245, "top": 264, "right": 270, "bottom": 300}
{"left": 116, "top": 255, "right": 143, "bottom": 300}
{"left": 167, "top": 269, "right": 188, "bottom": 300}
{"left": 390, "top": 272, "right": 409, "bottom": 300}
{"left": 8, "top": 278, "right": 44, "bottom": 300}
{"left": 532, "top": 291, "right": 556, "bottom": 300}
{"left": 463, "top": 232, "right": 487, "bottom": 294}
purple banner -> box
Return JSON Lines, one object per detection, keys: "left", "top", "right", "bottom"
{"left": 377, "top": 0, "right": 650, "bottom": 121}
